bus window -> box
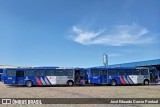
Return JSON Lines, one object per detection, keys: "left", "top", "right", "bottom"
{"left": 45, "top": 69, "right": 55, "bottom": 76}
{"left": 36, "top": 70, "right": 45, "bottom": 76}
{"left": 7, "top": 70, "right": 16, "bottom": 77}
{"left": 124, "top": 69, "right": 133, "bottom": 75}
{"left": 25, "top": 70, "right": 36, "bottom": 76}
{"left": 84, "top": 70, "right": 88, "bottom": 75}
{"left": 117, "top": 69, "right": 125, "bottom": 75}
{"left": 16, "top": 70, "right": 24, "bottom": 77}
{"left": 55, "top": 69, "right": 65, "bottom": 76}
{"left": 91, "top": 69, "right": 99, "bottom": 76}
{"left": 100, "top": 70, "right": 107, "bottom": 76}
{"left": 133, "top": 69, "right": 141, "bottom": 75}
{"left": 65, "top": 69, "right": 73, "bottom": 76}
{"left": 141, "top": 69, "right": 149, "bottom": 75}
{"left": 108, "top": 69, "right": 117, "bottom": 75}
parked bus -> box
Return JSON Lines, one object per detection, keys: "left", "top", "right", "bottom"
{"left": 86, "top": 67, "right": 158, "bottom": 86}
{"left": 1, "top": 67, "right": 85, "bottom": 87}
{"left": 0, "top": 69, "right": 3, "bottom": 81}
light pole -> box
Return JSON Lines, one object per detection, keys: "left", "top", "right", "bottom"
{"left": 103, "top": 54, "right": 108, "bottom": 67}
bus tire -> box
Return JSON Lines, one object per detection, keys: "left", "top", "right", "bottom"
{"left": 67, "top": 80, "right": 74, "bottom": 86}
{"left": 110, "top": 80, "right": 117, "bottom": 86}
{"left": 25, "top": 81, "right": 33, "bottom": 87}
{"left": 143, "top": 80, "right": 149, "bottom": 85}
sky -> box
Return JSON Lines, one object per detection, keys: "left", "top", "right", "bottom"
{"left": 0, "top": 0, "right": 160, "bottom": 67}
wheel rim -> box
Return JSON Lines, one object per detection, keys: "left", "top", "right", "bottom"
{"left": 145, "top": 81, "right": 148, "bottom": 85}
{"left": 27, "top": 82, "right": 32, "bottom": 87}
{"left": 69, "top": 82, "right": 72, "bottom": 86}
{"left": 112, "top": 81, "right": 116, "bottom": 85}
{"left": 28, "top": 82, "right": 31, "bottom": 87}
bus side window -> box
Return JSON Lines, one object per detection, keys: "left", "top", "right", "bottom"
{"left": 55, "top": 69, "right": 65, "bottom": 76}
{"left": 45, "top": 69, "right": 55, "bottom": 76}
{"left": 117, "top": 69, "right": 125, "bottom": 76}
{"left": 7, "top": 70, "right": 16, "bottom": 77}
{"left": 91, "top": 69, "right": 99, "bottom": 76}
{"left": 25, "top": 70, "right": 36, "bottom": 76}
{"left": 108, "top": 69, "right": 117, "bottom": 76}
{"left": 133, "top": 69, "right": 141, "bottom": 75}
{"left": 65, "top": 69, "right": 73, "bottom": 76}
{"left": 100, "top": 70, "right": 107, "bottom": 76}
{"left": 16, "top": 70, "right": 24, "bottom": 77}
{"left": 84, "top": 70, "right": 88, "bottom": 76}
{"left": 36, "top": 70, "right": 46, "bottom": 76}
{"left": 124, "top": 69, "right": 132, "bottom": 75}
{"left": 141, "top": 69, "right": 148, "bottom": 75}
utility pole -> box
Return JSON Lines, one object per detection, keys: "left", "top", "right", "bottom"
{"left": 103, "top": 54, "right": 108, "bottom": 67}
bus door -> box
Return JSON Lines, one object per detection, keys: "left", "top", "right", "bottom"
{"left": 84, "top": 70, "right": 89, "bottom": 84}
{"left": 91, "top": 69, "right": 100, "bottom": 84}
{"left": 140, "top": 69, "right": 149, "bottom": 80}
{"left": 5, "top": 69, "right": 16, "bottom": 84}
{"left": 136, "top": 69, "right": 144, "bottom": 84}
{"left": 149, "top": 69, "right": 157, "bottom": 83}
{"left": 138, "top": 75, "right": 144, "bottom": 84}
{"left": 100, "top": 70, "right": 107, "bottom": 84}
{"left": 56, "top": 69, "right": 68, "bottom": 85}
{"left": 75, "top": 70, "right": 81, "bottom": 84}
{"left": 16, "top": 70, "right": 25, "bottom": 85}
{"left": 65, "top": 69, "right": 74, "bottom": 80}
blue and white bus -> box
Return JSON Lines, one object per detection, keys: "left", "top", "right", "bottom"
{"left": 1, "top": 67, "right": 85, "bottom": 87}
{"left": 86, "top": 67, "right": 158, "bottom": 86}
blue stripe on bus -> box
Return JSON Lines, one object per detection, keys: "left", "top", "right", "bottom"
{"left": 44, "top": 77, "right": 51, "bottom": 85}
{"left": 40, "top": 77, "right": 46, "bottom": 85}
{"left": 127, "top": 76, "right": 134, "bottom": 84}
{"left": 46, "top": 77, "right": 52, "bottom": 85}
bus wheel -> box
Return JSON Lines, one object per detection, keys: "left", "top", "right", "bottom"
{"left": 67, "top": 81, "right": 73, "bottom": 86}
{"left": 144, "top": 80, "right": 149, "bottom": 85}
{"left": 26, "top": 81, "right": 33, "bottom": 87}
{"left": 110, "top": 80, "right": 117, "bottom": 86}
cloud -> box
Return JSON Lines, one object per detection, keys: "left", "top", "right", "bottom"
{"left": 72, "top": 26, "right": 82, "bottom": 33}
{"left": 70, "top": 24, "right": 154, "bottom": 46}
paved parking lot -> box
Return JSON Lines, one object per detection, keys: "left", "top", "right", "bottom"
{"left": 0, "top": 83, "right": 160, "bottom": 107}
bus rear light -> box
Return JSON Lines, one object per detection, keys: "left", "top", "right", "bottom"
{"left": 80, "top": 80, "right": 85, "bottom": 82}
